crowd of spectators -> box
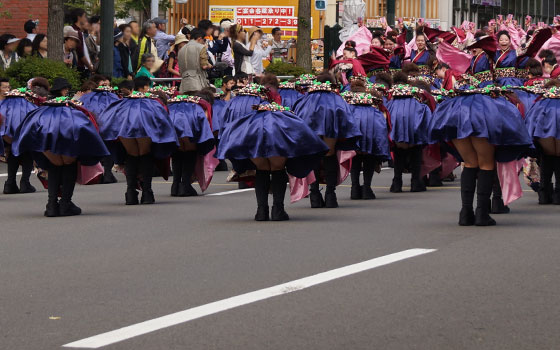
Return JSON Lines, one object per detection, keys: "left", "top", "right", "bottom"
{"left": 1, "top": 8, "right": 295, "bottom": 93}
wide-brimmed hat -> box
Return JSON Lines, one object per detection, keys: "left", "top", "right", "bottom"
{"left": 247, "top": 26, "right": 262, "bottom": 38}
{"left": 50, "top": 78, "right": 72, "bottom": 93}
{"left": 174, "top": 34, "right": 188, "bottom": 46}
{"left": 63, "top": 26, "right": 80, "bottom": 41}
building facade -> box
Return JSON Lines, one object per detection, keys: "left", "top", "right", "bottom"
{"left": 0, "top": 0, "right": 49, "bottom": 38}
{"left": 453, "top": 0, "right": 560, "bottom": 28}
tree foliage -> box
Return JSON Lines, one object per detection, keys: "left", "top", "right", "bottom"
{"left": 5, "top": 56, "right": 81, "bottom": 89}
{"left": 63, "top": 0, "right": 172, "bottom": 19}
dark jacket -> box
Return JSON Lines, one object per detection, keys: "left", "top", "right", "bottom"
{"left": 117, "top": 41, "right": 136, "bottom": 78}
{"left": 232, "top": 41, "right": 253, "bottom": 75}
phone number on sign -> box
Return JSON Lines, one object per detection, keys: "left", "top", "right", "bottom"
{"left": 236, "top": 7, "right": 294, "bottom": 17}
{"left": 236, "top": 17, "right": 298, "bottom": 27}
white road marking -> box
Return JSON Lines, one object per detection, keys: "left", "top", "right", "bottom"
{"left": 0, "top": 171, "right": 22, "bottom": 178}
{"left": 62, "top": 248, "right": 436, "bottom": 349}
{"left": 205, "top": 188, "right": 254, "bottom": 196}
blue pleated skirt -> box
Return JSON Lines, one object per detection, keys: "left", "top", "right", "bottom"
{"left": 11, "top": 105, "right": 109, "bottom": 167}
{"left": 0, "top": 97, "right": 38, "bottom": 140}
{"left": 168, "top": 101, "right": 215, "bottom": 155}
{"left": 430, "top": 94, "right": 532, "bottom": 161}
{"left": 80, "top": 91, "right": 120, "bottom": 118}
{"left": 98, "top": 98, "right": 178, "bottom": 158}
{"left": 386, "top": 97, "right": 431, "bottom": 145}
{"left": 349, "top": 104, "right": 390, "bottom": 159}
{"left": 512, "top": 88, "right": 539, "bottom": 113}
{"left": 292, "top": 91, "right": 361, "bottom": 147}
{"left": 216, "top": 109, "right": 329, "bottom": 178}
{"left": 525, "top": 98, "right": 560, "bottom": 140}
{"left": 211, "top": 99, "right": 227, "bottom": 133}
{"left": 278, "top": 88, "right": 302, "bottom": 109}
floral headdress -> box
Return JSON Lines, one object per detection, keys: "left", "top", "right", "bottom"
{"left": 93, "top": 85, "right": 115, "bottom": 93}
{"left": 43, "top": 96, "right": 84, "bottom": 107}
{"left": 279, "top": 81, "right": 296, "bottom": 89}
{"left": 307, "top": 80, "right": 336, "bottom": 93}
{"left": 149, "top": 85, "right": 176, "bottom": 96}
{"left": 295, "top": 74, "right": 316, "bottom": 86}
{"left": 542, "top": 86, "right": 560, "bottom": 99}
{"left": 341, "top": 91, "right": 382, "bottom": 106}
{"left": 252, "top": 102, "right": 291, "bottom": 112}
{"left": 4, "top": 88, "right": 40, "bottom": 101}
{"left": 168, "top": 95, "right": 201, "bottom": 104}
{"left": 127, "top": 91, "right": 159, "bottom": 99}
{"left": 389, "top": 84, "right": 426, "bottom": 100}
{"left": 236, "top": 83, "right": 268, "bottom": 99}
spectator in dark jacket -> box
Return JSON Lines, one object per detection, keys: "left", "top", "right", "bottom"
{"left": 117, "top": 23, "right": 136, "bottom": 79}
{"left": 113, "top": 28, "right": 125, "bottom": 78}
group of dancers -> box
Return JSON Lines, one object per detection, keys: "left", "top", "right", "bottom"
{"left": 1, "top": 17, "right": 560, "bottom": 226}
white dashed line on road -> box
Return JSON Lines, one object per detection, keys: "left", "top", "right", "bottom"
{"left": 62, "top": 248, "right": 437, "bottom": 349}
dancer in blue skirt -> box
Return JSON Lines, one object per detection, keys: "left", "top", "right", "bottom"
{"left": 0, "top": 89, "right": 39, "bottom": 194}
{"left": 278, "top": 81, "right": 302, "bottom": 109}
{"left": 525, "top": 82, "right": 560, "bottom": 204}
{"left": 217, "top": 102, "right": 328, "bottom": 220}
{"left": 292, "top": 71, "right": 361, "bottom": 208}
{"left": 430, "top": 84, "right": 532, "bottom": 226}
{"left": 386, "top": 72, "right": 432, "bottom": 193}
{"left": 80, "top": 85, "right": 120, "bottom": 184}
{"left": 11, "top": 97, "right": 109, "bottom": 216}
{"left": 342, "top": 78, "right": 391, "bottom": 200}
{"left": 167, "top": 93, "right": 215, "bottom": 196}
{"left": 98, "top": 77, "right": 178, "bottom": 205}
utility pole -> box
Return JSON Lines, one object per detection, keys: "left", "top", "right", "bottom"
{"left": 99, "top": 0, "right": 115, "bottom": 77}
{"left": 151, "top": 0, "right": 159, "bottom": 19}
{"left": 386, "top": 0, "right": 395, "bottom": 28}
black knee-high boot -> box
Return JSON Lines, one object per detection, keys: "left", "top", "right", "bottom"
{"left": 3, "top": 152, "right": 20, "bottom": 194}
{"left": 538, "top": 155, "right": 554, "bottom": 204}
{"left": 44, "top": 164, "right": 63, "bottom": 217}
{"left": 140, "top": 154, "right": 155, "bottom": 204}
{"left": 309, "top": 163, "right": 324, "bottom": 208}
{"left": 324, "top": 154, "right": 339, "bottom": 208}
{"left": 19, "top": 152, "right": 36, "bottom": 193}
{"left": 59, "top": 163, "right": 81, "bottom": 216}
{"left": 410, "top": 146, "right": 426, "bottom": 192}
{"left": 553, "top": 156, "right": 560, "bottom": 205}
{"left": 180, "top": 150, "right": 198, "bottom": 197}
{"left": 390, "top": 149, "right": 404, "bottom": 193}
{"left": 125, "top": 154, "right": 139, "bottom": 205}
{"left": 459, "top": 167, "right": 478, "bottom": 226}
{"left": 271, "top": 169, "right": 289, "bottom": 221}
{"left": 490, "top": 168, "right": 510, "bottom": 213}
{"left": 475, "top": 169, "right": 496, "bottom": 226}
{"left": 171, "top": 151, "right": 183, "bottom": 196}
{"left": 362, "top": 155, "right": 376, "bottom": 199}
{"left": 428, "top": 167, "right": 443, "bottom": 187}
{"left": 255, "top": 170, "right": 271, "bottom": 221}
{"left": 101, "top": 156, "right": 117, "bottom": 184}
{"left": 350, "top": 154, "right": 362, "bottom": 199}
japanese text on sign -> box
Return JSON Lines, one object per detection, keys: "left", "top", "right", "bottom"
{"left": 236, "top": 18, "right": 298, "bottom": 27}
{"left": 236, "top": 7, "right": 294, "bottom": 17}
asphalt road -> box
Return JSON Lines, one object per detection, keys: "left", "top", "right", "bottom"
{"left": 1, "top": 162, "right": 559, "bottom": 350}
